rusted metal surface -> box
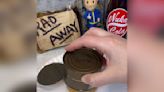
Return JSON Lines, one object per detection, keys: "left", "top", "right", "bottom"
{"left": 64, "top": 48, "right": 103, "bottom": 91}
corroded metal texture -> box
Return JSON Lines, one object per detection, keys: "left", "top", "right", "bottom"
{"left": 64, "top": 48, "right": 103, "bottom": 91}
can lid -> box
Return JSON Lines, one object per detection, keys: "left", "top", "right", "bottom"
{"left": 64, "top": 48, "right": 103, "bottom": 73}
{"left": 37, "top": 63, "right": 66, "bottom": 85}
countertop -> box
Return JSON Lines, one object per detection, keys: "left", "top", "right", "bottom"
{"left": 37, "top": 47, "right": 127, "bottom": 92}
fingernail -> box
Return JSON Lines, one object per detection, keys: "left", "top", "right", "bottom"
{"left": 82, "top": 75, "right": 96, "bottom": 88}
{"left": 82, "top": 75, "right": 91, "bottom": 84}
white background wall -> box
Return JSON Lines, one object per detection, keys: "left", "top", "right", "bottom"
{"left": 37, "top": 0, "right": 76, "bottom": 12}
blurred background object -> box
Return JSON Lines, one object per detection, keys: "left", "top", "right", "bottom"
{"left": 0, "top": 58, "right": 36, "bottom": 92}
{"left": 11, "top": 81, "right": 36, "bottom": 92}
{"left": 0, "top": 0, "right": 36, "bottom": 62}
{"left": 129, "top": 0, "right": 164, "bottom": 36}
{"left": 37, "top": 0, "right": 76, "bottom": 12}
{"left": 0, "top": 0, "right": 37, "bottom": 92}
{"left": 128, "top": 0, "right": 164, "bottom": 92}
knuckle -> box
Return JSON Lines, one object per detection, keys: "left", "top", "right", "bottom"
{"left": 86, "top": 28, "right": 95, "bottom": 35}
{"left": 107, "top": 35, "right": 119, "bottom": 46}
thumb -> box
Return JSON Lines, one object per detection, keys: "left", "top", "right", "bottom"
{"left": 81, "top": 68, "right": 117, "bottom": 87}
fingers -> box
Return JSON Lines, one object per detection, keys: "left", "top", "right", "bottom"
{"left": 65, "top": 28, "right": 111, "bottom": 52}
{"left": 65, "top": 35, "right": 106, "bottom": 52}
{"left": 86, "top": 27, "right": 113, "bottom": 37}
{"left": 81, "top": 67, "right": 117, "bottom": 87}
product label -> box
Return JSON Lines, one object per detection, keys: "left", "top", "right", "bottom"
{"left": 37, "top": 10, "right": 80, "bottom": 51}
{"left": 106, "top": 8, "right": 128, "bottom": 36}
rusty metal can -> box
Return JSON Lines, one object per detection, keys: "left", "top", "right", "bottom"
{"left": 63, "top": 48, "right": 103, "bottom": 91}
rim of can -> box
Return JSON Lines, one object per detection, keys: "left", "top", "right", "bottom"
{"left": 63, "top": 48, "right": 103, "bottom": 73}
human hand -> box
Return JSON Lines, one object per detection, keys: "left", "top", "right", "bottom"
{"left": 65, "top": 28, "right": 127, "bottom": 87}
